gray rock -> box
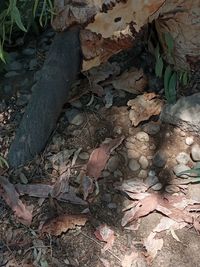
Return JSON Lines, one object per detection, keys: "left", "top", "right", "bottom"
{"left": 29, "top": 59, "right": 37, "bottom": 70}
{"left": 102, "top": 193, "right": 112, "bottom": 203}
{"left": 142, "top": 122, "right": 160, "bottom": 135}
{"left": 107, "top": 155, "right": 120, "bottom": 172}
{"left": 191, "top": 144, "right": 200, "bottom": 161}
{"left": 7, "top": 61, "right": 23, "bottom": 71}
{"left": 102, "top": 170, "right": 110, "bottom": 178}
{"left": 185, "top": 136, "right": 194, "bottom": 146}
{"left": 176, "top": 152, "right": 190, "bottom": 164}
{"left": 139, "top": 156, "right": 149, "bottom": 169}
{"left": 22, "top": 48, "right": 36, "bottom": 56}
{"left": 4, "top": 71, "right": 20, "bottom": 78}
{"left": 79, "top": 152, "right": 89, "bottom": 160}
{"left": 128, "top": 159, "right": 140, "bottom": 171}
{"left": 153, "top": 151, "right": 166, "bottom": 168}
{"left": 65, "top": 108, "right": 84, "bottom": 126}
{"left": 173, "top": 164, "right": 190, "bottom": 177}
{"left": 135, "top": 131, "right": 149, "bottom": 142}
{"left": 145, "top": 175, "right": 159, "bottom": 187}
{"left": 151, "top": 183, "right": 163, "bottom": 191}
{"left": 160, "top": 93, "right": 200, "bottom": 134}
{"left": 114, "top": 169, "right": 122, "bottom": 178}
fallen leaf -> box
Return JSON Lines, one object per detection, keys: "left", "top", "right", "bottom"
{"left": 99, "top": 258, "right": 111, "bottom": 267}
{"left": 80, "top": 175, "right": 94, "bottom": 200}
{"left": 0, "top": 176, "right": 32, "bottom": 225}
{"left": 170, "top": 228, "right": 181, "bottom": 242}
{"left": 153, "top": 217, "right": 187, "bottom": 233}
{"left": 16, "top": 184, "right": 87, "bottom": 205}
{"left": 144, "top": 232, "right": 163, "bottom": 262}
{"left": 86, "top": 136, "right": 124, "bottom": 179}
{"left": 127, "top": 93, "right": 164, "bottom": 126}
{"left": 94, "top": 224, "right": 115, "bottom": 253}
{"left": 51, "top": 168, "right": 70, "bottom": 197}
{"left": 41, "top": 214, "right": 88, "bottom": 236}
{"left": 121, "top": 250, "right": 138, "bottom": 267}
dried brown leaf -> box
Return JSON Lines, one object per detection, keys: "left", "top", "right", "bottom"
{"left": 127, "top": 93, "right": 164, "bottom": 126}
{"left": 0, "top": 176, "right": 32, "bottom": 225}
{"left": 86, "top": 136, "right": 124, "bottom": 179}
{"left": 121, "top": 250, "right": 138, "bottom": 267}
{"left": 144, "top": 232, "right": 163, "bottom": 262}
{"left": 99, "top": 258, "right": 111, "bottom": 267}
{"left": 41, "top": 214, "right": 88, "bottom": 236}
{"left": 94, "top": 224, "right": 115, "bottom": 253}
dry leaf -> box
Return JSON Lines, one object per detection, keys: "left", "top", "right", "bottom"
{"left": 0, "top": 176, "right": 32, "bottom": 225}
{"left": 99, "top": 258, "right": 111, "bottom": 267}
{"left": 144, "top": 232, "right": 163, "bottom": 262}
{"left": 86, "top": 136, "right": 124, "bottom": 179}
{"left": 51, "top": 168, "right": 70, "bottom": 197}
{"left": 94, "top": 224, "right": 115, "bottom": 253}
{"left": 127, "top": 93, "right": 164, "bottom": 126}
{"left": 121, "top": 250, "right": 138, "bottom": 267}
{"left": 41, "top": 214, "right": 88, "bottom": 236}
{"left": 80, "top": 175, "right": 94, "bottom": 200}
{"left": 153, "top": 217, "right": 187, "bottom": 233}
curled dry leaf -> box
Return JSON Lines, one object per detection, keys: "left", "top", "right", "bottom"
{"left": 94, "top": 224, "right": 115, "bottom": 253}
{"left": 144, "top": 232, "right": 163, "bottom": 263}
{"left": 0, "top": 176, "right": 32, "bottom": 225}
{"left": 127, "top": 93, "right": 164, "bottom": 126}
{"left": 86, "top": 136, "right": 124, "bottom": 179}
{"left": 41, "top": 214, "right": 88, "bottom": 236}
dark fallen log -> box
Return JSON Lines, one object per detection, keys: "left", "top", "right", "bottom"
{"left": 8, "top": 27, "right": 81, "bottom": 168}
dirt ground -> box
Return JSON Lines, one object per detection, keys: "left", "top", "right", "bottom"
{"left": 0, "top": 29, "right": 200, "bottom": 267}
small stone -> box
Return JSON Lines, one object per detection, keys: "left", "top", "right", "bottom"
{"left": 102, "top": 193, "right": 112, "bottom": 203}
{"left": 128, "top": 159, "right": 140, "bottom": 171}
{"left": 29, "top": 59, "right": 37, "bottom": 70}
{"left": 107, "top": 203, "right": 117, "bottom": 209}
{"left": 145, "top": 175, "right": 159, "bottom": 187}
{"left": 102, "top": 170, "right": 110, "bottom": 178}
{"left": 180, "top": 131, "right": 186, "bottom": 137}
{"left": 153, "top": 151, "right": 167, "bottom": 168}
{"left": 150, "top": 144, "right": 156, "bottom": 150}
{"left": 139, "top": 156, "right": 149, "bottom": 169}
{"left": 114, "top": 169, "right": 122, "bottom": 178}
{"left": 176, "top": 152, "right": 190, "bottom": 165}
{"left": 185, "top": 136, "right": 194, "bottom": 146}
{"left": 8, "top": 61, "right": 23, "bottom": 71}
{"left": 22, "top": 48, "right": 36, "bottom": 56}
{"left": 135, "top": 131, "right": 149, "bottom": 142}
{"left": 19, "top": 173, "right": 28, "bottom": 184}
{"left": 138, "top": 170, "right": 148, "bottom": 179}
{"left": 79, "top": 152, "right": 89, "bottom": 160}
{"left": 65, "top": 108, "right": 84, "bottom": 126}
{"left": 4, "top": 71, "right": 20, "bottom": 78}
{"left": 191, "top": 144, "right": 200, "bottom": 161}
{"left": 127, "top": 149, "right": 140, "bottom": 159}
{"left": 107, "top": 155, "right": 120, "bottom": 172}
{"left": 142, "top": 122, "right": 160, "bottom": 135}
{"left": 70, "top": 100, "right": 82, "bottom": 109}
{"left": 152, "top": 183, "right": 162, "bottom": 191}
{"left": 113, "top": 126, "right": 122, "bottom": 135}
{"left": 173, "top": 164, "right": 190, "bottom": 177}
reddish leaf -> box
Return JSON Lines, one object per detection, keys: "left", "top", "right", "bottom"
{"left": 94, "top": 224, "right": 115, "bottom": 252}
{"left": 41, "top": 214, "right": 88, "bottom": 236}
{"left": 86, "top": 136, "right": 124, "bottom": 179}
{"left": 0, "top": 176, "right": 32, "bottom": 225}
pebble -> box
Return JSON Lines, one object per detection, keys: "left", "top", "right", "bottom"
{"left": 107, "top": 203, "right": 117, "bottom": 209}
{"left": 180, "top": 131, "right": 186, "bottom": 137}
{"left": 135, "top": 131, "right": 149, "bottom": 142}
{"left": 151, "top": 182, "right": 162, "bottom": 191}
{"left": 142, "top": 122, "right": 160, "bottom": 135}
{"left": 19, "top": 173, "right": 28, "bottom": 184}
{"left": 176, "top": 152, "right": 190, "bottom": 165}
{"left": 102, "top": 170, "right": 110, "bottom": 178}
{"left": 107, "top": 155, "right": 120, "bottom": 172}
{"left": 79, "top": 152, "right": 89, "bottom": 160}
{"left": 113, "top": 126, "right": 122, "bottom": 135}
{"left": 128, "top": 159, "right": 140, "bottom": 171}
{"left": 4, "top": 71, "right": 20, "bottom": 78}
{"left": 114, "top": 169, "right": 122, "bottom": 178}
{"left": 185, "top": 136, "right": 194, "bottom": 146}
{"left": 173, "top": 164, "right": 190, "bottom": 177}
{"left": 145, "top": 175, "right": 159, "bottom": 187}
{"left": 102, "top": 193, "right": 112, "bottom": 203}
{"left": 127, "top": 149, "right": 140, "bottom": 159}
{"left": 152, "top": 151, "right": 167, "bottom": 168}
{"left": 65, "top": 108, "right": 84, "bottom": 126}
{"left": 138, "top": 170, "right": 148, "bottom": 179}
{"left": 139, "top": 156, "right": 149, "bottom": 169}
{"left": 7, "top": 61, "right": 23, "bottom": 71}
{"left": 191, "top": 144, "right": 200, "bottom": 161}
{"left": 125, "top": 141, "right": 135, "bottom": 150}
{"left": 22, "top": 48, "right": 36, "bottom": 56}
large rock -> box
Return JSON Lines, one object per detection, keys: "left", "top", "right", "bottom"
{"left": 160, "top": 93, "right": 200, "bottom": 134}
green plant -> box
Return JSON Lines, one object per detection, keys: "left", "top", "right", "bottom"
{"left": 154, "top": 32, "right": 189, "bottom": 104}
{"left": 0, "top": 155, "right": 9, "bottom": 168}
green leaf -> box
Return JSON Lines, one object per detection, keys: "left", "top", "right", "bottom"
{"left": 164, "top": 65, "right": 172, "bottom": 101}
{"left": 11, "top": 6, "right": 27, "bottom": 32}
{"left": 0, "top": 42, "right": 6, "bottom": 63}
{"left": 33, "top": 0, "right": 40, "bottom": 17}
{"left": 0, "top": 155, "right": 9, "bottom": 168}
{"left": 182, "top": 71, "right": 188, "bottom": 86}
{"left": 155, "top": 57, "right": 163, "bottom": 78}
{"left": 178, "top": 168, "right": 200, "bottom": 177}
{"left": 164, "top": 32, "right": 174, "bottom": 54}
{"left": 168, "top": 72, "right": 177, "bottom": 104}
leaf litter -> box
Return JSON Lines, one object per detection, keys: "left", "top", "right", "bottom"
{"left": 94, "top": 224, "right": 115, "bottom": 253}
